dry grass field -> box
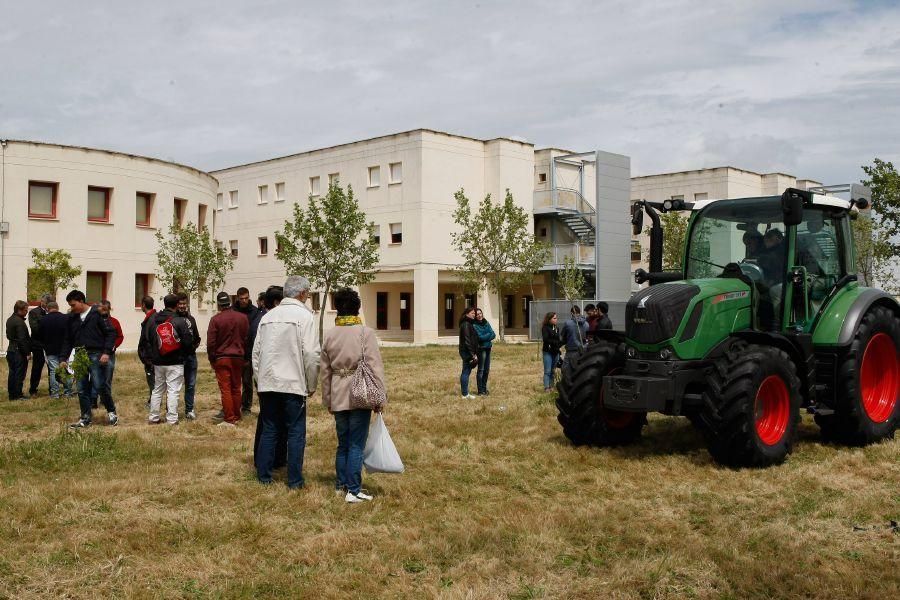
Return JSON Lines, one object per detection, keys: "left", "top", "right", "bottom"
{"left": 0, "top": 344, "right": 897, "bottom": 599}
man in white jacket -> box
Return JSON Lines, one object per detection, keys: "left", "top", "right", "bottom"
{"left": 251, "top": 275, "right": 320, "bottom": 488}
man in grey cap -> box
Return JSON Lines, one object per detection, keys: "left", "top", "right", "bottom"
{"left": 206, "top": 291, "right": 249, "bottom": 425}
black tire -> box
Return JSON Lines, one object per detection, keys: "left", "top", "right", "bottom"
{"left": 697, "top": 343, "right": 801, "bottom": 467}
{"left": 816, "top": 306, "right": 900, "bottom": 445}
{"left": 556, "top": 341, "right": 645, "bottom": 446}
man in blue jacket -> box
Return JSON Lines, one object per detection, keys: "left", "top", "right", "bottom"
{"left": 60, "top": 290, "right": 118, "bottom": 428}
{"left": 560, "top": 305, "right": 588, "bottom": 362}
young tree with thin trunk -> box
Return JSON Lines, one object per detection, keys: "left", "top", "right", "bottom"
{"left": 155, "top": 222, "right": 233, "bottom": 306}
{"left": 27, "top": 249, "right": 82, "bottom": 300}
{"left": 451, "top": 188, "right": 550, "bottom": 341}
{"left": 556, "top": 255, "right": 585, "bottom": 301}
{"left": 275, "top": 182, "right": 379, "bottom": 343}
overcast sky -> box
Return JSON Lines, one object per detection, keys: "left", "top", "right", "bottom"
{"left": 2, "top": 0, "right": 898, "bottom": 183}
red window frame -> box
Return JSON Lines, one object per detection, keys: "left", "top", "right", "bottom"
{"left": 28, "top": 181, "right": 58, "bottom": 219}
{"left": 86, "top": 271, "right": 108, "bottom": 304}
{"left": 135, "top": 273, "right": 150, "bottom": 308}
{"left": 87, "top": 186, "right": 111, "bottom": 223}
{"left": 136, "top": 192, "right": 153, "bottom": 227}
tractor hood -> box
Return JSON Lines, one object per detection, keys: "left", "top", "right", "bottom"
{"left": 626, "top": 279, "right": 753, "bottom": 356}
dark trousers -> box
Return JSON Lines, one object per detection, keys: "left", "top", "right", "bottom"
{"left": 476, "top": 348, "right": 492, "bottom": 394}
{"left": 254, "top": 411, "right": 287, "bottom": 470}
{"left": 256, "top": 392, "right": 307, "bottom": 488}
{"left": 6, "top": 350, "right": 27, "bottom": 400}
{"left": 334, "top": 409, "right": 372, "bottom": 495}
{"left": 241, "top": 361, "right": 253, "bottom": 411}
{"left": 143, "top": 362, "right": 155, "bottom": 402}
{"left": 183, "top": 354, "right": 198, "bottom": 413}
{"left": 77, "top": 351, "right": 116, "bottom": 421}
{"left": 29, "top": 348, "right": 46, "bottom": 394}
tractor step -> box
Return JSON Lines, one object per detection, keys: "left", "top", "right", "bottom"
{"left": 806, "top": 405, "right": 835, "bottom": 416}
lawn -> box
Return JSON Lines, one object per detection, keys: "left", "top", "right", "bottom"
{"left": 0, "top": 344, "right": 897, "bottom": 599}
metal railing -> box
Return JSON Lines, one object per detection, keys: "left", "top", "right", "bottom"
{"left": 533, "top": 187, "right": 595, "bottom": 216}
{"left": 546, "top": 243, "right": 594, "bottom": 267}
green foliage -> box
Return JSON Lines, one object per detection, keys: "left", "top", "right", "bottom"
{"left": 155, "top": 222, "right": 233, "bottom": 305}
{"left": 0, "top": 430, "right": 161, "bottom": 475}
{"left": 275, "top": 182, "right": 379, "bottom": 342}
{"left": 647, "top": 211, "right": 689, "bottom": 271}
{"left": 451, "top": 189, "right": 550, "bottom": 340}
{"left": 55, "top": 348, "right": 90, "bottom": 388}
{"left": 556, "top": 255, "right": 585, "bottom": 300}
{"left": 861, "top": 158, "right": 900, "bottom": 251}
{"left": 27, "top": 248, "right": 82, "bottom": 300}
{"left": 853, "top": 214, "right": 898, "bottom": 293}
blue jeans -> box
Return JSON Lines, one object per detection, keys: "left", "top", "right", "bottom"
{"left": 334, "top": 409, "right": 372, "bottom": 495}
{"left": 91, "top": 353, "right": 117, "bottom": 405}
{"left": 460, "top": 357, "right": 475, "bottom": 396}
{"left": 78, "top": 351, "right": 116, "bottom": 421}
{"left": 543, "top": 351, "right": 560, "bottom": 389}
{"left": 183, "top": 354, "right": 198, "bottom": 413}
{"left": 46, "top": 354, "right": 73, "bottom": 398}
{"left": 6, "top": 349, "right": 27, "bottom": 399}
{"left": 256, "top": 392, "right": 306, "bottom": 488}
{"left": 476, "top": 348, "right": 491, "bottom": 394}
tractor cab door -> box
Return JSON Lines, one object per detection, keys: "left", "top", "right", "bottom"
{"left": 791, "top": 208, "right": 851, "bottom": 321}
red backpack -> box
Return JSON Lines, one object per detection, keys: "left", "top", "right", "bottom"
{"left": 156, "top": 317, "right": 182, "bottom": 355}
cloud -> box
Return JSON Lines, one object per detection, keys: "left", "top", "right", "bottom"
{"left": 0, "top": 0, "right": 898, "bottom": 185}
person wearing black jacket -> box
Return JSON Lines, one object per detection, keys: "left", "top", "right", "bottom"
{"left": 541, "top": 312, "right": 563, "bottom": 392}
{"left": 458, "top": 306, "right": 479, "bottom": 399}
{"left": 59, "top": 290, "right": 118, "bottom": 428}
{"left": 27, "top": 293, "right": 52, "bottom": 396}
{"left": 142, "top": 294, "right": 195, "bottom": 425}
{"left": 137, "top": 296, "right": 156, "bottom": 408}
{"left": 40, "top": 301, "right": 73, "bottom": 399}
{"left": 233, "top": 287, "right": 259, "bottom": 414}
{"left": 6, "top": 300, "right": 31, "bottom": 400}
{"left": 176, "top": 293, "right": 201, "bottom": 420}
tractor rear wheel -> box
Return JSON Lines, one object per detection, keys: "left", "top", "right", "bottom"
{"left": 556, "top": 341, "right": 645, "bottom": 446}
{"left": 698, "top": 344, "right": 801, "bottom": 467}
{"left": 816, "top": 306, "right": 900, "bottom": 444}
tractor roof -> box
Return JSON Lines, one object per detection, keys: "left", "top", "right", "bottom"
{"left": 690, "top": 183, "right": 870, "bottom": 213}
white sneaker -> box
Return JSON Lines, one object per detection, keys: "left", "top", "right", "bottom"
{"left": 186, "top": 411, "right": 197, "bottom": 420}
{"left": 355, "top": 490, "right": 373, "bottom": 501}
{"left": 345, "top": 492, "right": 364, "bottom": 504}
{"left": 465, "top": 394, "right": 478, "bottom": 400}
{"left": 107, "top": 412, "right": 118, "bottom": 426}
{"left": 217, "top": 421, "right": 236, "bottom": 428}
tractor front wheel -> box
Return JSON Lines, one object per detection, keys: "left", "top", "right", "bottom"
{"left": 698, "top": 344, "right": 801, "bottom": 467}
{"left": 556, "top": 341, "right": 645, "bottom": 446}
{"left": 816, "top": 306, "right": 900, "bottom": 444}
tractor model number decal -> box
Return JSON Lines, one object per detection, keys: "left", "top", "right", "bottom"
{"left": 712, "top": 291, "right": 749, "bottom": 305}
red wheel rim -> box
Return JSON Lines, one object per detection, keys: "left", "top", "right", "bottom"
{"left": 600, "top": 367, "right": 636, "bottom": 429}
{"left": 754, "top": 375, "right": 790, "bottom": 446}
{"left": 859, "top": 333, "right": 899, "bottom": 423}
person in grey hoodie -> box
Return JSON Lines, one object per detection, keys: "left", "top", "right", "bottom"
{"left": 560, "top": 305, "right": 588, "bottom": 362}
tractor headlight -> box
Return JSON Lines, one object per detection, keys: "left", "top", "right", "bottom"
{"left": 659, "top": 347, "right": 674, "bottom": 360}
{"left": 626, "top": 346, "right": 637, "bottom": 358}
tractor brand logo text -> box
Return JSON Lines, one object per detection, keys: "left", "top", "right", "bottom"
{"left": 712, "top": 291, "right": 749, "bottom": 305}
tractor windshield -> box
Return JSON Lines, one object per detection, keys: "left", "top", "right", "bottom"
{"left": 685, "top": 197, "right": 787, "bottom": 282}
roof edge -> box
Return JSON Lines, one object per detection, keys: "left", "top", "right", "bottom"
{"left": 632, "top": 166, "right": 803, "bottom": 180}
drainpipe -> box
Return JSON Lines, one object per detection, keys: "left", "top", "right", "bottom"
{"left": 1, "top": 139, "right": 6, "bottom": 353}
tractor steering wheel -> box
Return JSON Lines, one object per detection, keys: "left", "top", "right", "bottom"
{"left": 738, "top": 260, "right": 764, "bottom": 283}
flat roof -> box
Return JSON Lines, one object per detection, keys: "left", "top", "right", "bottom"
{"left": 1, "top": 138, "right": 217, "bottom": 183}
{"left": 632, "top": 166, "right": 800, "bottom": 180}
{"left": 211, "top": 128, "right": 535, "bottom": 173}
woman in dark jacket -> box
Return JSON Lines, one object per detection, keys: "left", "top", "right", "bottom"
{"left": 472, "top": 308, "right": 495, "bottom": 395}
{"left": 541, "top": 312, "right": 563, "bottom": 392}
{"left": 458, "top": 306, "right": 479, "bottom": 399}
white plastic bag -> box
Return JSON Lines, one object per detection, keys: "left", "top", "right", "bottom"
{"left": 363, "top": 413, "right": 404, "bottom": 474}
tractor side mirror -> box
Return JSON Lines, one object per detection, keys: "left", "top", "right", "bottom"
{"left": 631, "top": 202, "right": 644, "bottom": 236}
{"left": 781, "top": 189, "right": 806, "bottom": 226}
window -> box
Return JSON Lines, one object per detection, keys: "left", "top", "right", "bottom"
{"left": 229, "top": 240, "right": 239, "bottom": 258}
{"left": 86, "top": 272, "right": 108, "bottom": 304}
{"left": 328, "top": 173, "right": 340, "bottom": 188}
{"left": 400, "top": 292, "right": 411, "bottom": 330}
{"left": 135, "top": 274, "right": 151, "bottom": 308}
{"left": 389, "top": 162, "right": 402, "bottom": 184}
{"left": 311, "top": 292, "right": 321, "bottom": 312}
{"left": 539, "top": 227, "right": 548, "bottom": 237}
{"left": 258, "top": 185, "right": 268, "bottom": 205}
{"left": 368, "top": 166, "right": 380, "bottom": 187}
{"left": 370, "top": 224, "right": 380, "bottom": 245}
{"left": 694, "top": 192, "right": 708, "bottom": 202}
{"left": 538, "top": 173, "right": 547, "bottom": 184}
{"left": 275, "top": 182, "right": 285, "bottom": 202}
{"left": 198, "top": 204, "right": 207, "bottom": 231}
{"left": 136, "top": 192, "right": 153, "bottom": 226}
{"left": 390, "top": 222, "right": 402, "bottom": 244}
{"left": 631, "top": 240, "right": 642, "bottom": 262}
{"left": 28, "top": 181, "right": 58, "bottom": 219}
{"left": 309, "top": 176, "right": 320, "bottom": 196}
{"left": 216, "top": 193, "right": 223, "bottom": 210}
{"left": 174, "top": 197, "right": 187, "bottom": 225}
{"left": 505, "top": 295, "right": 514, "bottom": 328}
{"left": 88, "top": 186, "right": 111, "bottom": 223}
{"left": 258, "top": 236, "right": 268, "bottom": 255}
{"left": 229, "top": 190, "right": 238, "bottom": 208}
{"left": 376, "top": 292, "right": 388, "bottom": 330}
{"left": 671, "top": 194, "right": 685, "bottom": 201}
{"left": 215, "top": 240, "right": 225, "bottom": 253}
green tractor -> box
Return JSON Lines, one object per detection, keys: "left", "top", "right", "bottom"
{"left": 556, "top": 185, "right": 900, "bottom": 467}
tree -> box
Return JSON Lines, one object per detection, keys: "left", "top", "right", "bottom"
{"left": 451, "top": 188, "right": 550, "bottom": 341}
{"left": 646, "top": 211, "right": 689, "bottom": 271}
{"left": 27, "top": 248, "right": 82, "bottom": 300}
{"left": 155, "top": 222, "right": 233, "bottom": 305}
{"left": 862, "top": 158, "right": 900, "bottom": 251}
{"left": 275, "top": 183, "right": 379, "bottom": 343}
{"left": 556, "top": 255, "right": 585, "bottom": 300}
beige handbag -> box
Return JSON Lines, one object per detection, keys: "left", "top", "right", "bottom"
{"left": 350, "top": 328, "right": 386, "bottom": 411}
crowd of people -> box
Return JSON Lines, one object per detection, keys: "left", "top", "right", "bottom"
{"left": 4, "top": 279, "right": 386, "bottom": 503}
